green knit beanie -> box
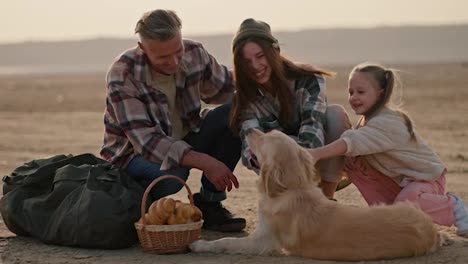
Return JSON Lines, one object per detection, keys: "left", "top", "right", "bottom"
{"left": 232, "top": 18, "right": 278, "bottom": 51}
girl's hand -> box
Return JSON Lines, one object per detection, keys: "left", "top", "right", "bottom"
{"left": 307, "top": 148, "right": 320, "bottom": 161}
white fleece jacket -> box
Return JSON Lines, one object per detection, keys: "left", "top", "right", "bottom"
{"left": 341, "top": 107, "right": 446, "bottom": 186}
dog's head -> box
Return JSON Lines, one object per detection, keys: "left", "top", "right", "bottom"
{"left": 246, "top": 129, "right": 320, "bottom": 197}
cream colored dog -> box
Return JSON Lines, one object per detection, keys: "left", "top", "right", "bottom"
{"left": 190, "top": 129, "right": 446, "bottom": 261}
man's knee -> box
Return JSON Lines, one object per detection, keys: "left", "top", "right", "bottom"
{"left": 205, "top": 104, "right": 231, "bottom": 125}
{"left": 159, "top": 181, "right": 185, "bottom": 195}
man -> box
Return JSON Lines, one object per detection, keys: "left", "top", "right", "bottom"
{"left": 100, "top": 9, "right": 245, "bottom": 232}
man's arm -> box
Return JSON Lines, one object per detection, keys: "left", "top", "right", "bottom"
{"left": 108, "top": 79, "right": 239, "bottom": 191}
{"left": 106, "top": 76, "right": 191, "bottom": 170}
{"left": 180, "top": 150, "right": 239, "bottom": 192}
{"left": 197, "top": 44, "right": 235, "bottom": 105}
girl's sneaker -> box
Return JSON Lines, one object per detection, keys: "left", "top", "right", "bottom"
{"left": 449, "top": 193, "right": 468, "bottom": 237}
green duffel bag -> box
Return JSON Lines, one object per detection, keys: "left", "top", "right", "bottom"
{"left": 0, "top": 153, "right": 145, "bottom": 249}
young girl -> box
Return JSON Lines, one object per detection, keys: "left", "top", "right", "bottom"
{"left": 308, "top": 62, "right": 468, "bottom": 237}
{"left": 229, "top": 18, "right": 351, "bottom": 199}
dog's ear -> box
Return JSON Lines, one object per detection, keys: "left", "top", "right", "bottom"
{"left": 298, "top": 148, "right": 320, "bottom": 184}
{"left": 260, "top": 161, "right": 287, "bottom": 197}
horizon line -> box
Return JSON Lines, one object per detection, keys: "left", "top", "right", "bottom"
{"left": 1, "top": 22, "right": 468, "bottom": 45}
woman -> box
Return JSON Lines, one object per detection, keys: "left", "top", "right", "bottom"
{"left": 229, "top": 18, "right": 350, "bottom": 199}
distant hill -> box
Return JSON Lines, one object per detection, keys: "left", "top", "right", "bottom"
{"left": 1, "top": 24, "right": 468, "bottom": 74}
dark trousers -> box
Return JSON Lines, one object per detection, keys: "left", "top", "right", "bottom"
{"left": 126, "top": 104, "right": 241, "bottom": 202}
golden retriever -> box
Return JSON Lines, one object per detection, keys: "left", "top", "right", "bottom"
{"left": 190, "top": 129, "right": 447, "bottom": 261}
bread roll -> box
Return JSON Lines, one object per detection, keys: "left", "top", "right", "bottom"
{"left": 159, "top": 198, "right": 176, "bottom": 214}
{"left": 148, "top": 199, "right": 169, "bottom": 224}
{"left": 182, "top": 204, "right": 202, "bottom": 222}
{"left": 137, "top": 213, "right": 165, "bottom": 225}
{"left": 167, "top": 204, "right": 203, "bottom": 224}
{"left": 145, "top": 198, "right": 204, "bottom": 225}
{"left": 137, "top": 214, "right": 146, "bottom": 224}
{"left": 179, "top": 204, "right": 194, "bottom": 220}
{"left": 191, "top": 205, "right": 203, "bottom": 222}
{"left": 167, "top": 212, "right": 189, "bottom": 225}
{"left": 168, "top": 203, "right": 189, "bottom": 225}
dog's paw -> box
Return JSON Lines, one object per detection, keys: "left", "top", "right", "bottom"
{"left": 189, "top": 240, "right": 216, "bottom": 253}
{"left": 438, "top": 232, "right": 454, "bottom": 246}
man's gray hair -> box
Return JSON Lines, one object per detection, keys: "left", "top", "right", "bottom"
{"left": 135, "top": 9, "right": 182, "bottom": 41}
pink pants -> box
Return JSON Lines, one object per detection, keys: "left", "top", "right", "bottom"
{"left": 344, "top": 156, "right": 455, "bottom": 226}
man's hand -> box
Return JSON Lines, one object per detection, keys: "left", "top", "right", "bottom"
{"left": 202, "top": 158, "right": 239, "bottom": 192}
{"left": 181, "top": 150, "right": 239, "bottom": 192}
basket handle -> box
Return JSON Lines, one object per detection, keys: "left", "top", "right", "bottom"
{"left": 140, "top": 175, "right": 194, "bottom": 228}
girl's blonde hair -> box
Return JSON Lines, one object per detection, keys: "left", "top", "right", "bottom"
{"left": 350, "top": 62, "right": 416, "bottom": 141}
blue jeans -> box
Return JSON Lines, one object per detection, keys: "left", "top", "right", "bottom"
{"left": 126, "top": 156, "right": 190, "bottom": 199}
{"left": 126, "top": 104, "right": 241, "bottom": 202}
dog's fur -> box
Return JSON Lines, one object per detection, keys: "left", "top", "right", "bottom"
{"left": 190, "top": 129, "right": 446, "bottom": 261}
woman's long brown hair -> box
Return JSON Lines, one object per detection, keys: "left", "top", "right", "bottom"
{"left": 229, "top": 38, "right": 333, "bottom": 133}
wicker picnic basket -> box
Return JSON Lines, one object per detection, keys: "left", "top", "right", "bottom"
{"left": 134, "top": 175, "right": 203, "bottom": 253}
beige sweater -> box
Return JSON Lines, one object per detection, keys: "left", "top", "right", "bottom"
{"left": 341, "top": 107, "right": 446, "bottom": 186}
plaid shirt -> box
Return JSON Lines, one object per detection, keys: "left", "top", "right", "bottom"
{"left": 100, "top": 39, "right": 234, "bottom": 170}
{"left": 239, "top": 74, "right": 327, "bottom": 170}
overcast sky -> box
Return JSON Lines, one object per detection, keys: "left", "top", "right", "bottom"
{"left": 2, "top": 0, "right": 468, "bottom": 43}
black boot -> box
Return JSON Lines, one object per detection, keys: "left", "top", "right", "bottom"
{"left": 193, "top": 193, "right": 246, "bottom": 232}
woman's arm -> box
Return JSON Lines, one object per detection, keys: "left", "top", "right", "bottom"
{"left": 296, "top": 74, "right": 327, "bottom": 148}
